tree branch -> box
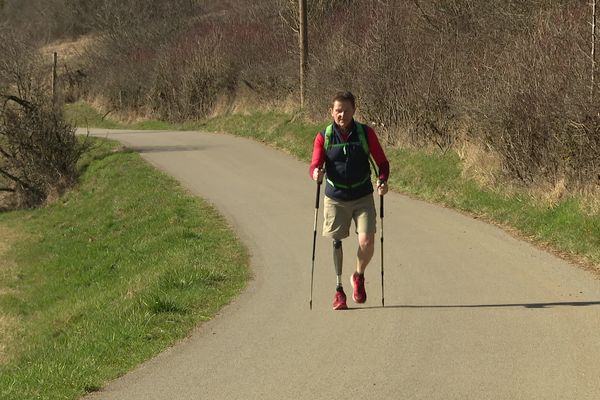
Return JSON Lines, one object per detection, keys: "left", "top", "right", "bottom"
{"left": 0, "top": 166, "right": 35, "bottom": 191}
{"left": 0, "top": 93, "right": 35, "bottom": 111}
{"left": 412, "top": 0, "right": 440, "bottom": 32}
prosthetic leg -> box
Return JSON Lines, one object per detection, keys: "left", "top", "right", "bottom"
{"left": 332, "top": 239, "right": 347, "bottom": 309}
{"left": 333, "top": 240, "right": 343, "bottom": 288}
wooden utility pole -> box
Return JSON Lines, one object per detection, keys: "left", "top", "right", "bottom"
{"left": 592, "top": 0, "right": 597, "bottom": 102}
{"left": 52, "top": 52, "right": 58, "bottom": 104}
{"left": 299, "top": 0, "right": 308, "bottom": 108}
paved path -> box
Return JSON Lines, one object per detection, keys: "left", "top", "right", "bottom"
{"left": 83, "top": 129, "right": 600, "bottom": 400}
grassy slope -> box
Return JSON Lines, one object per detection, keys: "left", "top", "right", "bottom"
{"left": 388, "top": 149, "right": 600, "bottom": 265}
{"left": 0, "top": 138, "right": 249, "bottom": 400}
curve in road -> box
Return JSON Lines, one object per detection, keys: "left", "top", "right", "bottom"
{"left": 83, "top": 129, "right": 600, "bottom": 400}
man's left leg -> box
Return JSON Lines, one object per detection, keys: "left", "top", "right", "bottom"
{"left": 350, "top": 194, "right": 377, "bottom": 304}
{"left": 351, "top": 232, "right": 375, "bottom": 304}
{"left": 356, "top": 232, "right": 375, "bottom": 274}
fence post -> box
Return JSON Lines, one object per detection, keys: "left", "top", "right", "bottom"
{"left": 52, "top": 52, "right": 58, "bottom": 104}
{"left": 592, "top": 0, "right": 597, "bottom": 102}
{"left": 299, "top": 0, "right": 307, "bottom": 109}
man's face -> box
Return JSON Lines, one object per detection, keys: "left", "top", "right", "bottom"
{"left": 330, "top": 100, "right": 355, "bottom": 130}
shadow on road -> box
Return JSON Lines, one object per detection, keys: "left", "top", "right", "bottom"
{"left": 348, "top": 301, "right": 600, "bottom": 310}
{"left": 130, "top": 145, "right": 209, "bottom": 153}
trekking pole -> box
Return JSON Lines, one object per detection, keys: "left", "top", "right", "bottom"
{"left": 380, "top": 194, "right": 385, "bottom": 307}
{"left": 310, "top": 172, "right": 323, "bottom": 310}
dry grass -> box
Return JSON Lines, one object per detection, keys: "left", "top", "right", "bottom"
{"left": 0, "top": 314, "right": 20, "bottom": 366}
{"left": 212, "top": 86, "right": 301, "bottom": 117}
{"left": 525, "top": 177, "right": 569, "bottom": 209}
{"left": 39, "top": 34, "right": 96, "bottom": 63}
{"left": 456, "top": 139, "right": 503, "bottom": 189}
{"left": 577, "top": 186, "right": 600, "bottom": 216}
{"left": 0, "top": 225, "right": 18, "bottom": 270}
{"left": 0, "top": 224, "right": 21, "bottom": 365}
{"left": 0, "top": 192, "right": 15, "bottom": 211}
{"left": 523, "top": 178, "right": 600, "bottom": 216}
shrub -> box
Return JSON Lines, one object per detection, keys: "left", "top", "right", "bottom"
{"left": 8, "top": 0, "right": 598, "bottom": 192}
{"left": 0, "top": 29, "right": 88, "bottom": 208}
{"left": 0, "top": 94, "right": 88, "bottom": 208}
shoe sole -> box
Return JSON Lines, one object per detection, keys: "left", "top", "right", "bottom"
{"left": 350, "top": 274, "right": 367, "bottom": 304}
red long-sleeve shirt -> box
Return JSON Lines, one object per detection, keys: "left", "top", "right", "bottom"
{"left": 309, "top": 124, "right": 390, "bottom": 182}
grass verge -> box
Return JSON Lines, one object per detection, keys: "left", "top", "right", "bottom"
{"left": 64, "top": 101, "right": 176, "bottom": 131}
{"left": 388, "top": 149, "right": 600, "bottom": 266}
{"left": 0, "top": 138, "right": 249, "bottom": 400}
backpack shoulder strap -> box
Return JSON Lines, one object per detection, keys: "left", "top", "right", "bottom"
{"left": 357, "top": 123, "right": 380, "bottom": 177}
{"left": 323, "top": 124, "right": 334, "bottom": 151}
{"left": 356, "top": 123, "right": 369, "bottom": 155}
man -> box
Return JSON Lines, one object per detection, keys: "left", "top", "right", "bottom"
{"left": 309, "top": 91, "right": 389, "bottom": 310}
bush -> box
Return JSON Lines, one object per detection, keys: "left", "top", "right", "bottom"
{"left": 0, "top": 94, "right": 88, "bottom": 208}
{"left": 8, "top": 0, "right": 598, "bottom": 193}
{"left": 148, "top": 20, "right": 238, "bottom": 121}
{"left": 0, "top": 29, "right": 88, "bottom": 209}
{"left": 474, "top": 3, "right": 600, "bottom": 188}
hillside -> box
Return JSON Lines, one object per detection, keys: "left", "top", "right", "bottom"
{"left": 1, "top": 0, "right": 599, "bottom": 196}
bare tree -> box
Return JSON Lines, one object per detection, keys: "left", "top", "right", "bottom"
{"left": 0, "top": 28, "right": 88, "bottom": 208}
{"left": 299, "top": 0, "right": 307, "bottom": 108}
{"left": 592, "top": 0, "right": 597, "bottom": 102}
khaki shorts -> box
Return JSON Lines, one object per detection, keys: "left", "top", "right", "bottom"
{"left": 323, "top": 194, "right": 377, "bottom": 240}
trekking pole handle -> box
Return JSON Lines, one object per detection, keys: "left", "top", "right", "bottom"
{"left": 315, "top": 180, "right": 322, "bottom": 209}
{"left": 315, "top": 169, "right": 323, "bottom": 209}
{"left": 310, "top": 174, "right": 323, "bottom": 311}
{"left": 380, "top": 193, "right": 384, "bottom": 219}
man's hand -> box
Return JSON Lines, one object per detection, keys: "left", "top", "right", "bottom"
{"left": 377, "top": 180, "right": 388, "bottom": 195}
{"left": 313, "top": 168, "right": 324, "bottom": 183}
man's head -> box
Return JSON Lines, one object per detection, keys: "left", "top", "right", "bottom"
{"left": 330, "top": 91, "right": 356, "bottom": 131}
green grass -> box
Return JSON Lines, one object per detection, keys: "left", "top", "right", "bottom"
{"left": 64, "top": 101, "right": 124, "bottom": 129}
{"left": 64, "top": 103, "right": 322, "bottom": 158}
{"left": 0, "top": 138, "right": 249, "bottom": 400}
{"left": 387, "top": 149, "right": 600, "bottom": 264}
{"left": 65, "top": 102, "right": 179, "bottom": 131}
{"left": 196, "top": 112, "right": 323, "bottom": 160}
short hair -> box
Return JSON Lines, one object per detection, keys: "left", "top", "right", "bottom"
{"left": 331, "top": 91, "right": 356, "bottom": 109}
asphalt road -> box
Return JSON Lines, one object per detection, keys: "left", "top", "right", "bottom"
{"left": 83, "top": 129, "right": 600, "bottom": 400}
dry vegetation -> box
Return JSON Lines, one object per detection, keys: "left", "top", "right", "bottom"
{"left": 0, "top": 225, "right": 21, "bottom": 366}
{"left": 0, "top": 27, "right": 88, "bottom": 209}
{"left": 1, "top": 0, "right": 599, "bottom": 199}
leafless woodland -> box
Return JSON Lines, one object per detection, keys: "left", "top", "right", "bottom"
{"left": 1, "top": 0, "right": 599, "bottom": 203}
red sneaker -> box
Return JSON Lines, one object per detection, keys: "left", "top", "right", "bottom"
{"left": 332, "top": 288, "right": 348, "bottom": 310}
{"left": 351, "top": 273, "right": 367, "bottom": 303}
